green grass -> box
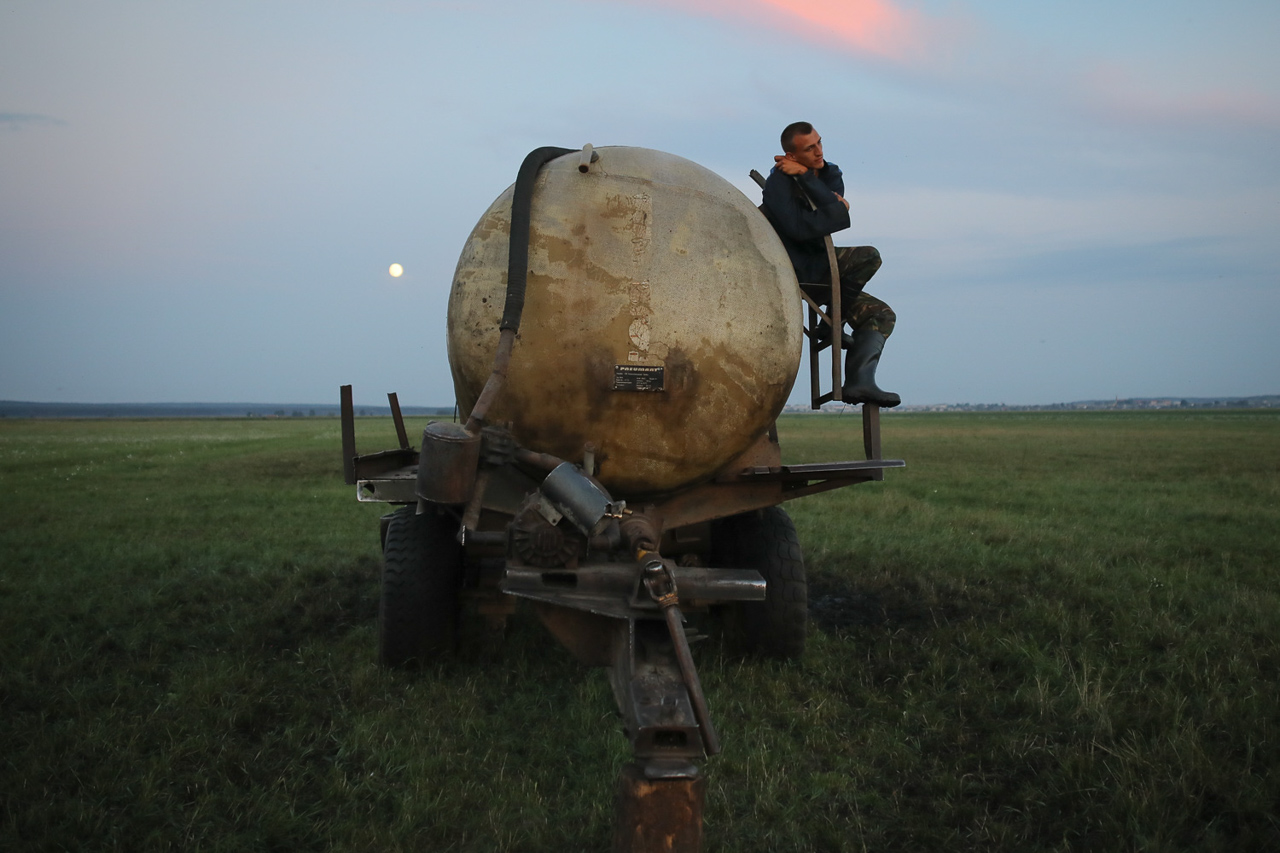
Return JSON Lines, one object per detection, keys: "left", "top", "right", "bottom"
{"left": 2, "top": 412, "right": 1278, "bottom": 851}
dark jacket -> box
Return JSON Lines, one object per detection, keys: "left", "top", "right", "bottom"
{"left": 761, "top": 162, "right": 851, "bottom": 284}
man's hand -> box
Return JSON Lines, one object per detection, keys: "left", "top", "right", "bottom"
{"left": 774, "top": 154, "right": 808, "bottom": 176}
{"left": 835, "top": 193, "right": 850, "bottom": 210}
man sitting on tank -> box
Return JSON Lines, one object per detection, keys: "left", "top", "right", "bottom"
{"left": 761, "top": 121, "right": 900, "bottom": 408}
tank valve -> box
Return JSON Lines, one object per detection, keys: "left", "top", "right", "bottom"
{"left": 578, "top": 143, "right": 599, "bottom": 173}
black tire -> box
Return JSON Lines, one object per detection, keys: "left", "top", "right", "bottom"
{"left": 710, "top": 506, "right": 807, "bottom": 659}
{"left": 378, "top": 504, "right": 463, "bottom": 668}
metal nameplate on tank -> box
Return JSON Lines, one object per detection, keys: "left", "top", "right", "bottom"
{"left": 613, "top": 365, "right": 665, "bottom": 392}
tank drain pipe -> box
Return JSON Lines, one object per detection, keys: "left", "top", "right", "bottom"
{"left": 514, "top": 446, "right": 566, "bottom": 472}
{"left": 464, "top": 145, "right": 575, "bottom": 435}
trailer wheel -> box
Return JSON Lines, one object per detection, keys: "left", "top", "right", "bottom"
{"left": 378, "top": 504, "right": 463, "bottom": 668}
{"left": 711, "top": 506, "right": 807, "bottom": 659}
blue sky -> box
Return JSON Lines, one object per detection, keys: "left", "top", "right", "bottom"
{"left": 2, "top": 0, "right": 1277, "bottom": 406}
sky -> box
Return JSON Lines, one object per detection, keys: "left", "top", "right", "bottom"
{"left": 2, "top": 0, "right": 1277, "bottom": 407}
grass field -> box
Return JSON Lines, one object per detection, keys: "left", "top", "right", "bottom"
{"left": 2, "top": 411, "right": 1278, "bottom": 851}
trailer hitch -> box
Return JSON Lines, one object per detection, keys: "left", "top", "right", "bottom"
{"left": 609, "top": 558, "right": 717, "bottom": 852}
{"left": 642, "top": 560, "right": 720, "bottom": 757}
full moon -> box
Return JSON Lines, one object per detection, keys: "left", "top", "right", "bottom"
{"left": 388, "top": 263, "right": 404, "bottom": 278}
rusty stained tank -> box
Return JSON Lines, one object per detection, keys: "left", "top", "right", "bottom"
{"left": 447, "top": 146, "right": 801, "bottom": 498}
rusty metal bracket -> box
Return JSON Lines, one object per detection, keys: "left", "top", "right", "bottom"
{"left": 388, "top": 392, "right": 410, "bottom": 450}
{"left": 341, "top": 385, "right": 357, "bottom": 484}
{"left": 502, "top": 563, "right": 765, "bottom": 619}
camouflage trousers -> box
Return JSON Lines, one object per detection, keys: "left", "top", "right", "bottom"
{"left": 831, "top": 246, "right": 896, "bottom": 338}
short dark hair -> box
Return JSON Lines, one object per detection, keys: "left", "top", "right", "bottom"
{"left": 781, "top": 121, "right": 814, "bottom": 153}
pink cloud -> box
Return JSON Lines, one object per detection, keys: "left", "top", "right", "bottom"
{"left": 628, "top": 0, "right": 936, "bottom": 62}
{"left": 751, "top": 0, "right": 926, "bottom": 59}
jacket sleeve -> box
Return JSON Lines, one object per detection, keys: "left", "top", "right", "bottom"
{"left": 762, "top": 170, "right": 851, "bottom": 242}
{"left": 825, "top": 164, "right": 846, "bottom": 198}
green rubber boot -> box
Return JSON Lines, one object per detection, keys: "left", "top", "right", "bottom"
{"left": 841, "top": 330, "right": 901, "bottom": 408}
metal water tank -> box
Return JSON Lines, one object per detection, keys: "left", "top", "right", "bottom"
{"left": 447, "top": 146, "right": 801, "bottom": 497}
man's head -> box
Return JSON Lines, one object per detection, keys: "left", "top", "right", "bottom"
{"left": 781, "top": 121, "right": 825, "bottom": 171}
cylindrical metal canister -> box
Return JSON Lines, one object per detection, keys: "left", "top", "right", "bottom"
{"left": 540, "top": 461, "right": 622, "bottom": 538}
{"left": 415, "top": 421, "right": 481, "bottom": 505}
